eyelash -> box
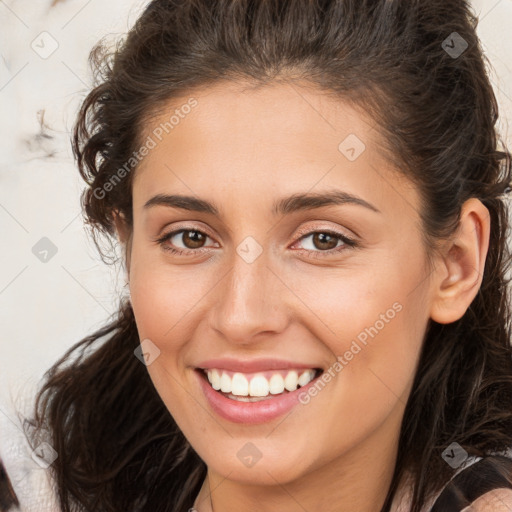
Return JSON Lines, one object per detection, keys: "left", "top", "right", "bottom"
{"left": 155, "top": 226, "right": 358, "bottom": 259}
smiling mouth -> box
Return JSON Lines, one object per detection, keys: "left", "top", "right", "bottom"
{"left": 197, "top": 368, "right": 323, "bottom": 402}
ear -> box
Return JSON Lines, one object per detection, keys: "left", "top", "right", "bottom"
{"left": 113, "top": 210, "right": 132, "bottom": 279}
{"left": 429, "top": 198, "right": 491, "bottom": 324}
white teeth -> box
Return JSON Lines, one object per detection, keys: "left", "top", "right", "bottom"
{"left": 204, "top": 369, "right": 317, "bottom": 398}
{"left": 210, "top": 369, "right": 221, "bottom": 390}
{"left": 269, "top": 374, "right": 285, "bottom": 394}
{"left": 249, "top": 375, "right": 269, "bottom": 397}
{"left": 284, "top": 370, "right": 299, "bottom": 391}
{"left": 298, "top": 370, "right": 313, "bottom": 387}
{"left": 220, "top": 372, "right": 232, "bottom": 393}
{"left": 231, "top": 373, "right": 249, "bottom": 396}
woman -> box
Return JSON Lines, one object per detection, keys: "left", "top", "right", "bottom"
{"left": 2, "top": 0, "right": 512, "bottom": 511}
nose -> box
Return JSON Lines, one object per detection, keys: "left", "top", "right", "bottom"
{"left": 208, "top": 246, "right": 290, "bottom": 345}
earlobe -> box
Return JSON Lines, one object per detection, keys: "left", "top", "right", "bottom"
{"left": 429, "top": 198, "right": 490, "bottom": 325}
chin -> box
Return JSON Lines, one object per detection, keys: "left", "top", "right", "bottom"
{"left": 196, "top": 437, "right": 316, "bottom": 485}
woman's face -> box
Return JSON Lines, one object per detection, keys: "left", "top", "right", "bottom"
{"left": 124, "top": 81, "right": 436, "bottom": 487}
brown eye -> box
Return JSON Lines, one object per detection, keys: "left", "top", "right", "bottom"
{"left": 156, "top": 228, "right": 216, "bottom": 255}
{"left": 297, "top": 231, "right": 344, "bottom": 251}
{"left": 310, "top": 232, "right": 339, "bottom": 251}
{"left": 180, "top": 230, "right": 206, "bottom": 249}
{"left": 291, "top": 229, "right": 358, "bottom": 259}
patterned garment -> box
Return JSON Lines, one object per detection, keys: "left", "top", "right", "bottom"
{"left": 430, "top": 455, "right": 512, "bottom": 511}
{"left": 0, "top": 393, "right": 60, "bottom": 512}
{"left": 0, "top": 460, "right": 19, "bottom": 511}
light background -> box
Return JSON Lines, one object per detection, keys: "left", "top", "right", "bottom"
{"left": 0, "top": 0, "right": 511, "bottom": 412}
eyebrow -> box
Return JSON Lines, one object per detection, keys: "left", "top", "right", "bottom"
{"left": 143, "top": 190, "right": 381, "bottom": 216}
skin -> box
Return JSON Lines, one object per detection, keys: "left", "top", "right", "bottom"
{"left": 114, "top": 80, "right": 491, "bottom": 512}
{"left": 461, "top": 489, "right": 512, "bottom": 511}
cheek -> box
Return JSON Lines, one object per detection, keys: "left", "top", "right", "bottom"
{"left": 312, "top": 307, "right": 422, "bottom": 445}
{"left": 128, "top": 246, "right": 213, "bottom": 344}
{"left": 285, "top": 255, "right": 428, "bottom": 410}
{"left": 127, "top": 255, "right": 214, "bottom": 431}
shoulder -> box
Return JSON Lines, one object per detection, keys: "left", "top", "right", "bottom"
{"left": 394, "top": 451, "right": 512, "bottom": 512}
{"left": 0, "top": 458, "right": 20, "bottom": 511}
{"left": 429, "top": 452, "right": 512, "bottom": 512}
{"left": 0, "top": 389, "right": 60, "bottom": 512}
{"left": 460, "top": 487, "right": 512, "bottom": 512}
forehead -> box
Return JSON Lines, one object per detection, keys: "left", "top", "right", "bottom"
{"left": 132, "top": 80, "right": 419, "bottom": 220}
{"left": 137, "top": 79, "right": 379, "bottom": 167}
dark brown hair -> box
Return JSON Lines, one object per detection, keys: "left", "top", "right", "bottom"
{"left": 24, "top": 1, "right": 512, "bottom": 511}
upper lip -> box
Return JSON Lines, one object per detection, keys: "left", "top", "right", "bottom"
{"left": 196, "top": 358, "right": 322, "bottom": 373}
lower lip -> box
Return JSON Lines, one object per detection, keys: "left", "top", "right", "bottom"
{"left": 195, "top": 369, "right": 321, "bottom": 424}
